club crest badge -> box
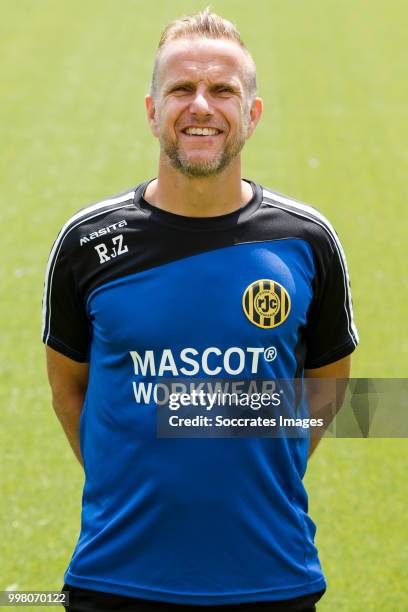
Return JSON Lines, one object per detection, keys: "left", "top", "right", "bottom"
{"left": 242, "top": 279, "right": 291, "bottom": 329}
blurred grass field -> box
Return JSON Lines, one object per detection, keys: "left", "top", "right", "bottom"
{"left": 0, "top": 0, "right": 407, "bottom": 610}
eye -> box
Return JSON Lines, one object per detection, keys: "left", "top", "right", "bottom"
{"left": 213, "top": 86, "right": 235, "bottom": 96}
{"left": 171, "top": 85, "right": 192, "bottom": 94}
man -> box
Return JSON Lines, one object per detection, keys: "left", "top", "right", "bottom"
{"left": 42, "top": 9, "right": 358, "bottom": 611}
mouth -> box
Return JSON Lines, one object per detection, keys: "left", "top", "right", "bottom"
{"left": 181, "top": 127, "right": 223, "bottom": 137}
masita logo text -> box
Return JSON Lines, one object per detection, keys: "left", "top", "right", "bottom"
{"left": 79, "top": 219, "right": 127, "bottom": 245}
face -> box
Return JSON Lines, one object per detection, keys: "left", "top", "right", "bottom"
{"left": 146, "top": 38, "right": 262, "bottom": 178}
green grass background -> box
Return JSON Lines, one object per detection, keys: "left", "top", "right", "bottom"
{"left": 1, "top": 0, "right": 407, "bottom": 609}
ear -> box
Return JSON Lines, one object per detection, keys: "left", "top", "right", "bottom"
{"left": 246, "top": 97, "right": 263, "bottom": 139}
{"left": 145, "top": 94, "right": 159, "bottom": 138}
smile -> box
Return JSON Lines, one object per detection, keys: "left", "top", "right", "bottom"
{"left": 182, "top": 127, "right": 222, "bottom": 136}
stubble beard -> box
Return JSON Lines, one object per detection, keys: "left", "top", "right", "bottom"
{"left": 160, "top": 126, "right": 247, "bottom": 178}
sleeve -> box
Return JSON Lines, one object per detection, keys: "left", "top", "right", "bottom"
{"left": 304, "top": 234, "right": 359, "bottom": 369}
{"left": 41, "top": 233, "right": 90, "bottom": 362}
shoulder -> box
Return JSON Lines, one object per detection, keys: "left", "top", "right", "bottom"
{"left": 47, "top": 187, "right": 137, "bottom": 259}
{"left": 259, "top": 185, "right": 345, "bottom": 260}
{"left": 262, "top": 187, "right": 339, "bottom": 247}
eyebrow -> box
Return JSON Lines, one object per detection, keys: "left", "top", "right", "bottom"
{"left": 164, "top": 79, "right": 242, "bottom": 94}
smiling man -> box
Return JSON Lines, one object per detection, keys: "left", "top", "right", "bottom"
{"left": 43, "top": 9, "right": 358, "bottom": 612}
{"left": 144, "top": 29, "right": 261, "bottom": 215}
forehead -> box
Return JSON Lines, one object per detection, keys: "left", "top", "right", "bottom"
{"left": 157, "top": 37, "right": 248, "bottom": 87}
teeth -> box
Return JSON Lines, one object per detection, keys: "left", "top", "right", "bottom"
{"left": 185, "top": 127, "right": 220, "bottom": 136}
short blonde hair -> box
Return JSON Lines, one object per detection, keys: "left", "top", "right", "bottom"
{"left": 150, "top": 8, "right": 257, "bottom": 103}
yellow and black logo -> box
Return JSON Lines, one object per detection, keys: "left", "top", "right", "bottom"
{"left": 242, "top": 279, "right": 291, "bottom": 329}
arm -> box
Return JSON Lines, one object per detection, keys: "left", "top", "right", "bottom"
{"left": 46, "top": 346, "right": 89, "bottom": 466}
{"left": 304, "top": 354, "right": 351, "bottom": 458}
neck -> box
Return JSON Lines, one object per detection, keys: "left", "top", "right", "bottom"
{"left": 144, "top": 155, "right": 253, "bottom": 217}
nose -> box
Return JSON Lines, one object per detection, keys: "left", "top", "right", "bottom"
{"left": 189, "top": 90, "right": 213, "bottom": 118}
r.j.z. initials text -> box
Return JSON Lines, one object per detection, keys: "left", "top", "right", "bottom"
{"left": 94, "top": 234, "right": 128, "bottom": 264}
